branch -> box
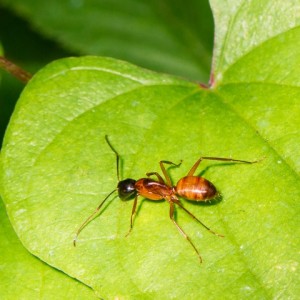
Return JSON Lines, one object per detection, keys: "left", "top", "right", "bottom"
{"left": 0, "top": 56, "right": 32, "bottom": 83}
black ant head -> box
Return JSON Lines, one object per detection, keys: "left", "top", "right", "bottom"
{"left": 117, "top": 178, "right": 137, "bottom": 200}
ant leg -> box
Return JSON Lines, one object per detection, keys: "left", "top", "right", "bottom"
{"left": 146, "top": 172, "right": 164, "bottom": 183}
{"left": 73, "top": 189, "right": 117, "bottom": 246}
{"left": 188, "top": 156, "right": 261, "bottom": 176}
{"left": 169, "top": 201, "right": 203, "bottom": 263}
{"left": 160, "top": 160, "right": 183, "bottom": 186}
{"left": 175, "top": 201, "right": 224, "bottom": 237}
{"left": 125, "top": 195, "right": 138, "bottom": 237}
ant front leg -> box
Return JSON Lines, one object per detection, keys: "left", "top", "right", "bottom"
{"left": 125, "top": 194, "right": 138, "bottom": 237}
{"left": 188, "top": 156, "right": 261, "bottom": 176}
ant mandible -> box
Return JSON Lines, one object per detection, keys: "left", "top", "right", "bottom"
{"left": 73, "top": 135, "right": 260, "bottom": 263}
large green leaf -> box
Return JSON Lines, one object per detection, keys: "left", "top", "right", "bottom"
{"left": 1, "top": 0, "right": 299, "bottom": 299}
{"left": 0, "top": 196, "right": 99, "bottom": 299}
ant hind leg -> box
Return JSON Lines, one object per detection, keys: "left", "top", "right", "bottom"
{"left": 175, "top": 201, "right": 224, "bottom": 237}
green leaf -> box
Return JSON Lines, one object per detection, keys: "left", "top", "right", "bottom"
{"left": 0, "top": 196, "right": 99, "bottom": 299}
{"left": 211, "top": 0, "right": 300, "bottom": 78}
{"left": 1, "top": 1, "right": 300, "bottom": 299}
{"left": 0, "top": 0, "right": 213, "bottom": 80}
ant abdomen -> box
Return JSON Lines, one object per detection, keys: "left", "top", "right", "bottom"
{"left": 176, "top": 176, "right": 217, "bottom": 201}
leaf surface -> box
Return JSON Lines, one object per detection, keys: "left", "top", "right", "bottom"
{"left": 0, "top": 196, "right": 99, "bottom": 300}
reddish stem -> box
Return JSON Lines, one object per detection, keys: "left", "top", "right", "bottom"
{"left": 0, "top": 56, "right": 32, "bottom": 83}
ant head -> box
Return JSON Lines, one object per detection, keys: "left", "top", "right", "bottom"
{"left": 117, "top": 178, "right": 137, "bottom": 200}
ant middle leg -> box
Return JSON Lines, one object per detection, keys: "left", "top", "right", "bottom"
{"left": 146, "top": 172, "right": 165, "bottom": 183}
{"left": 188, "top": 156, "right": 260, "bottom": 176}
{"left": 159, "top": 160, "right": 182, "bottom": 186}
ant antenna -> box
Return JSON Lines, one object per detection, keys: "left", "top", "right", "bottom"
{"left": 73, "top": 189, "right": 117, "bottom": 246}
{"left": 105, "top": 135, "right": 120, "bottom": 182}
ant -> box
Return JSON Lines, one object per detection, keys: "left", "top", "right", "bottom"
{"left": 73, "top": 136, "right": 260, "bottom": 263}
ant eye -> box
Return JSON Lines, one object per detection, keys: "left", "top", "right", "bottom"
{"left": 118, "top": 179, "right": 137, "bottom": 200}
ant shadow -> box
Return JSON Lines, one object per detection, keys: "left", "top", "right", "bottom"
{"left": 196, "top": 161, "right": 237, "bottom": 177}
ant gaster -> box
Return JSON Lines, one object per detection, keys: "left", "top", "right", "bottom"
{"left": 73, "top": 136, "right": 260, "bottom": 263}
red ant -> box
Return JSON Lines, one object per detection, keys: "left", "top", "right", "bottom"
{"left": 73, "top": 136, "right": 260, "bottom": 263}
